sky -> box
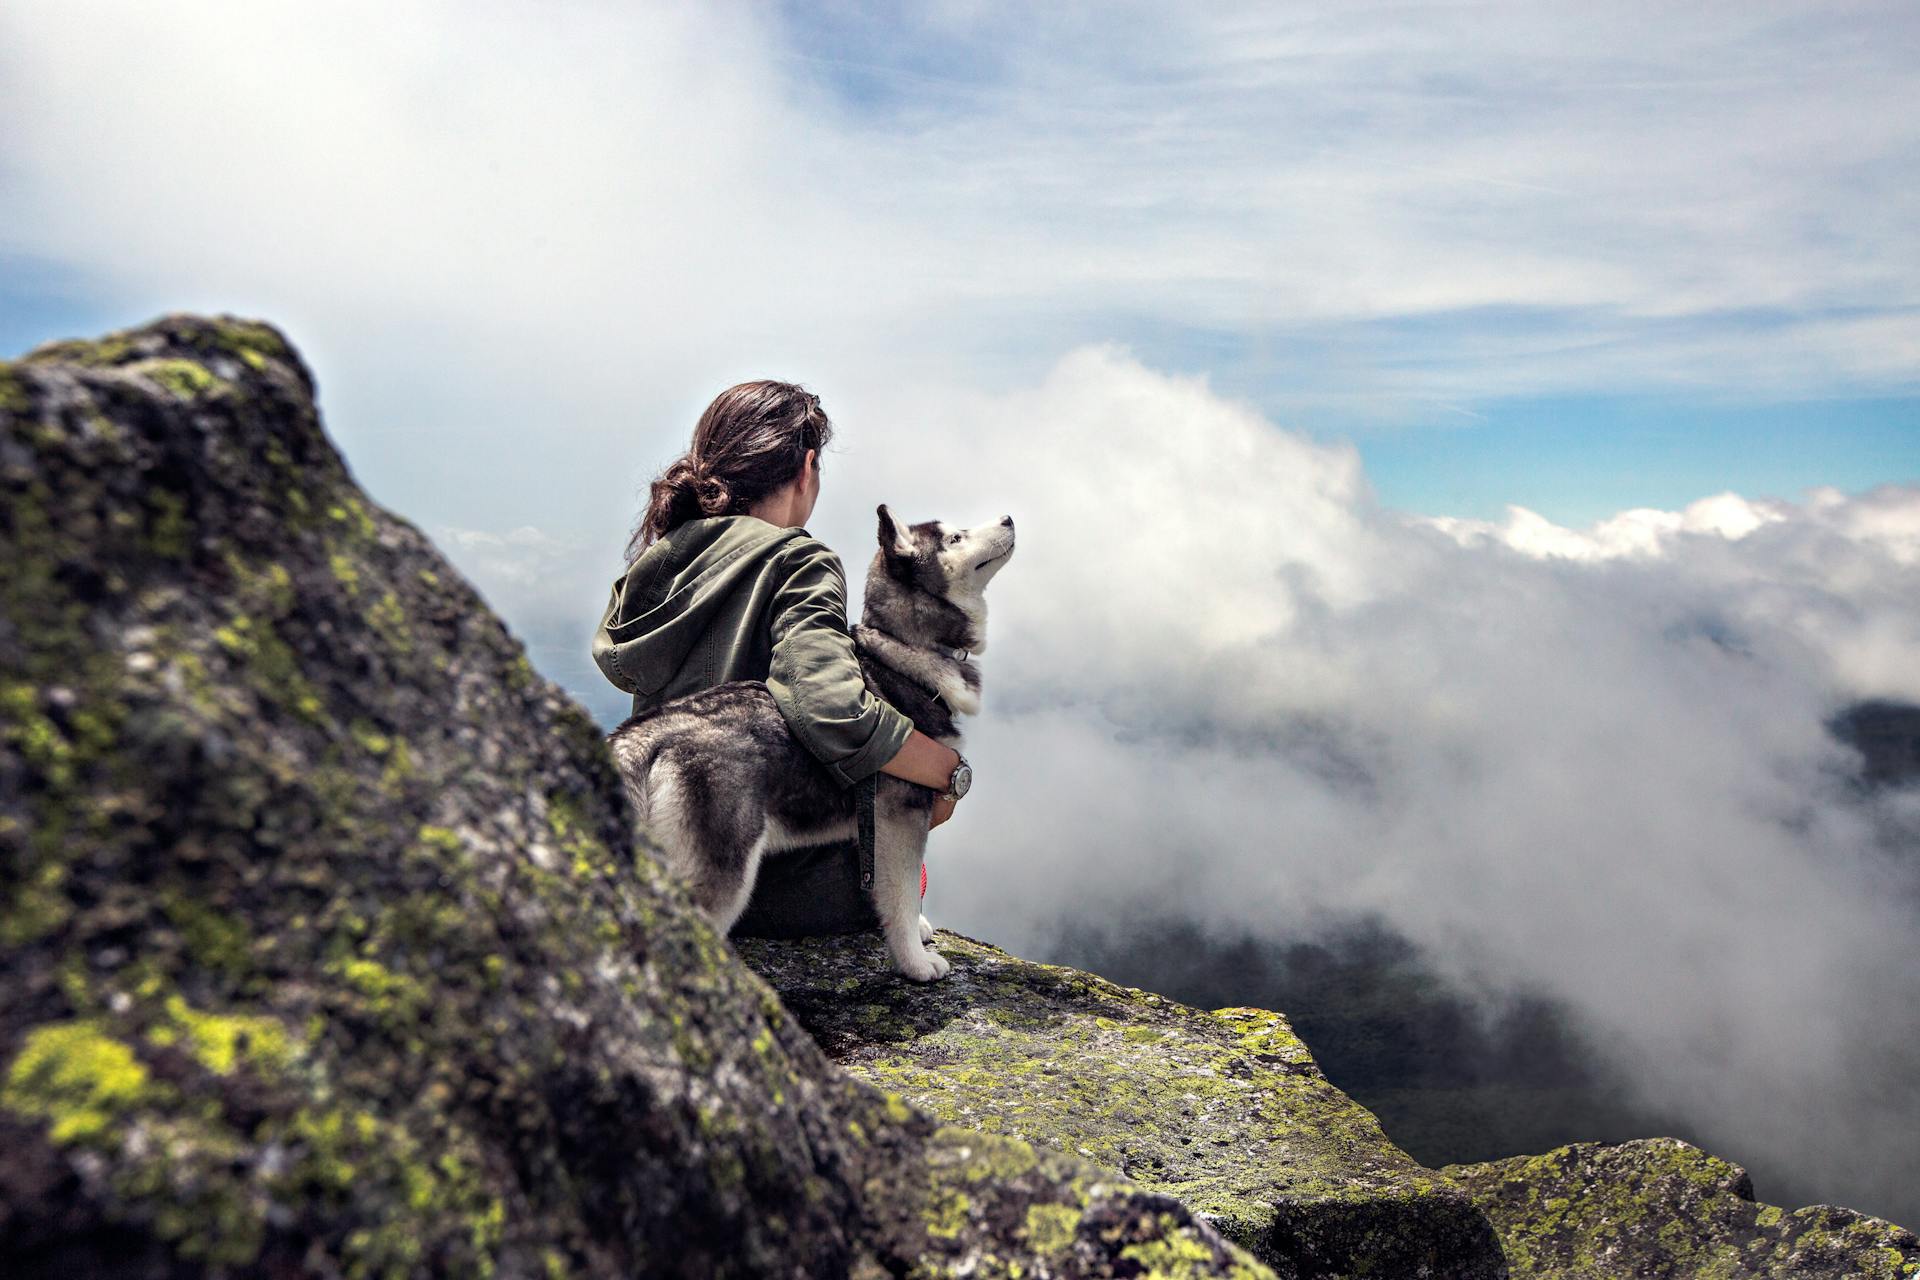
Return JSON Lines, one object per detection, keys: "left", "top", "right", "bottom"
{"left": 4, "top": 0, "right": 1919, "bottom": 1226}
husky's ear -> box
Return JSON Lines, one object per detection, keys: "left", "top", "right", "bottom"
{"left": 876, "top": 503, "right": 915, "bottom": 561}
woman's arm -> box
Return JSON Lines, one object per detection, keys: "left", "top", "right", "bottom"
{"left": 766, "top": 540, "right": 916, "bottom": 785}
{"left": 880, "top": 731, "right": 963, "bottom": 829}
{"left": 877, "top": 728, "right": 963, "bottom": 792}
{"left": 766, "top": 539, "right": 964, "bottom": 827}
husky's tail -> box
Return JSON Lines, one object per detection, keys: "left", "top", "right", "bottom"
{"left": 605, "top": 721, "right": 667, "bottom": 827}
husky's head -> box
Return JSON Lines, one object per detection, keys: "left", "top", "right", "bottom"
{"left": 866, "top": 504, "right": 1015, "bottom": 650}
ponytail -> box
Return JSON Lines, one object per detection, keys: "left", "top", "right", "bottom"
{"left": 626, "top": 380, "right": 832, "bottom": 562}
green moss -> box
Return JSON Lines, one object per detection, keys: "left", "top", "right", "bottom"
{"left": 328, "top": 496, "right": 378, "bottom": 542}
{"left": 20, "top": 335, "right": 134, "bottom": 367}
{"left": 1447, "top": 1138, "right": 1919, "bottom": 1280}
{"left": 0, "top": 859, "right": 71, "bottom": 946}
{"left": 0, "top": 361, "right": 28, "bottom": 413}
{"left": 1023, "top": 1202, "right": 1083, "bottom": 1253}
{"left": 223, "top": 551, "right": 296, "bottom": 618}
{"left": 1, "top": 667, "right": 128, "bottom": 928}
{"left": 350, "top": 719, "right": 392, "bottom": 755}
{"left": 146, "top": 996, "right": 297, "bottom": 1076}
{"left": 1210, "top": 1007, "right": 1311, "bottom": 1062}
{"left": 550, "top": 794, "right": 616, "bottom": 878}
{"left": 416, "top": 825, "right": 464, "bottom": 855}
{"left": 331, "top": 552, "right": 363, "bottom": 595}
{"left": 276, "top": 1102, "right": 504, "bottom": 1276}
{"left": 147, "top": 488, "right": 191, "bottom": 559}
{"left": 3, "top": 1021, "right": 152, "bottom": 1143}
{"left": 1120, "top": 1216, "right": 1265, "bottom": 1279}
{"left": 935, "top": 1126, "right": 1040, "bottom": 1182}
{"left": 131, "top": 357, "right": 225, "bottom": 399}
{"left": 380, "top": 738, "right": 415, "bottom": 791}
{"left": 367, "top": 590, "right": 413, "bottom": 654}
{"left": 287, "top": 1106, "right": 377, "bottom": 1189}
{"left": 332, "top": 957, "right": 430, "bottom": 1022}
{"left": 213, "top": 612, "right": 326, "bottom": 723}
{"left": 926, "top": 1186, "right": 971, "bottom": 1239}
{"left": 3, "top": 680, "right": 74, "bottom": 788}
{"left": 207, "top": 317, "right": 288, "bottom": 362}
{"left": 162, "top": 893, "right": 254, "bottom": 981}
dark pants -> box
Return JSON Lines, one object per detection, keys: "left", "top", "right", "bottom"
{"left": 729, "top": 840, "right": 882, "bottom": 939}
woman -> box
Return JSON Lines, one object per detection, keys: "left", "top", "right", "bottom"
{"left": 591, "top": 380, "right": 967, "bottom": 937}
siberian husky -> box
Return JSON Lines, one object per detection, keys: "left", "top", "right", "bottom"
{"left": 606, "top": 504, "right": 1015, "bottom": 981}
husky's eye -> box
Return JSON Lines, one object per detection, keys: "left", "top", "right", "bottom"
{"left": 947, "top": 533, "right": 963, "bottom": 545}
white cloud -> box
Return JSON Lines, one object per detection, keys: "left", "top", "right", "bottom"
{"left": 822, "top": 347, "right": 1920, "bottom": 1221}
{"left": 1423, "top": 490, "right": 1793, "bottom": 561}
{"left": 4, "top": 1, "right": 1918, "bottom": 421}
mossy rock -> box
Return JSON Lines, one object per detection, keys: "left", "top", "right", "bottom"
{"left": 738, "top": 929, "right": 1507, "bottom": 1278}
{"left": 1, "top": 314, "right": 1275, "bottom": 1278}
{"left": 1444, "top": 1138, "right": 1920, "bottom": 1279}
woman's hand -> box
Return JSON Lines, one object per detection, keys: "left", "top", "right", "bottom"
{"left": 928, "top": 795, "right": 957, "bottom": 830}
{"left": 880, "top": 730, "right": 965, "bottom": 791}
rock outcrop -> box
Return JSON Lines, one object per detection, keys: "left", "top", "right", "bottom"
{"left": 0, "top": 315, "right": 1272, "bottom": 1278}
{"left": 737, "top": 930, "right": 1506, "bottom": 1277}
{"left": 1444, "top": 1139, "right": 1920, "bottom": 1279}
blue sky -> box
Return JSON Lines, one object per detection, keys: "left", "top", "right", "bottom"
{"left": 760, "top": 3, "right": 1904, "bottom": 525}
{"left": 6, "top": 3, "right": 1912, "bottom": 530}
{"left": 5, "top": 252, "right": 1913, "bottom": 528}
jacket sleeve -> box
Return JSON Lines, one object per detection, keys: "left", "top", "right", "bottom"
{"left": 590, "top": 580, "right": 637, "bottom": 693}
{"left": 764, "top": 539, "right": 916, "bottom": 787}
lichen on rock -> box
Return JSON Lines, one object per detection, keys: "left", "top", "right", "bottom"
{"left": 1444, "top": 1137, "right": 1920, "bottom": 1279}
{"left": 1, "top": 313, "right": 1272, "bottom": 1278}
{"left": 737, "top": 929, "right": 1506, "bottom": 1277}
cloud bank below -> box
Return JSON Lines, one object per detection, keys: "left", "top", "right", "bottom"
{"left": 830, "top": 348, "right": 1919, "bottom": 1224}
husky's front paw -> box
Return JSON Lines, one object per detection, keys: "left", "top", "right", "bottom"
{"left": 897, "top": 948, "right": 952, "bottom": 983}
{"left": 917, "top": 913, "right": 936, "bottom": 945}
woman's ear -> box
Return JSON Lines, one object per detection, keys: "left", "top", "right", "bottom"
{"left": 876, "top": 503, "right": 915, "bottom": 561}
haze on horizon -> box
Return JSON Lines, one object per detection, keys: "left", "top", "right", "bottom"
{"left": 3, "top": 0, "right": 1918, "bottom": 1227}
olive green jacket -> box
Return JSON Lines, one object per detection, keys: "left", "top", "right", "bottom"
{"left": 591, "top": 515, "right": 914, "bottom": 787}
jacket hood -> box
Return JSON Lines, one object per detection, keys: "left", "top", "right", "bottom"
{"left": 592, "top": 516, "right": 809, "bottom": 696}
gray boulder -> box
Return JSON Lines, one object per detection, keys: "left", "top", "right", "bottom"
{"left": 738, "top": 929, "right": 1507, "bottom": 1278}
{"left": 0, "top": 315, "right": 1271, "bottom": 1278}
{"left": 1444, "top": 1138, "right": 1919, "bottom": 1279}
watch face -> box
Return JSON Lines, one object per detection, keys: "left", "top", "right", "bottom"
{"left": 950, "top": 763, "right": 972, "bottom": 800}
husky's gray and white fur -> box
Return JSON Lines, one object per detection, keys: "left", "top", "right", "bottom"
{"left": 606, "top": 505, "right": 1014, "bottom": 981}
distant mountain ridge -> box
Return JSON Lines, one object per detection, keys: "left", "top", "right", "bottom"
{"left": 1046, "top": 692, "right": 1920, "bottom": 1235}
{"left": 1832, "top": 699, "right": 1920, "bottom": 788}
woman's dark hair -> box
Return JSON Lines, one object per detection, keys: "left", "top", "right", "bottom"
{"left": 628, "top": 380, "right": 832, "bottom": 560}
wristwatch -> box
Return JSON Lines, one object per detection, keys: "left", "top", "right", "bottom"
{"left": 940, "top": 753, "right": 972, "bottom": 802}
